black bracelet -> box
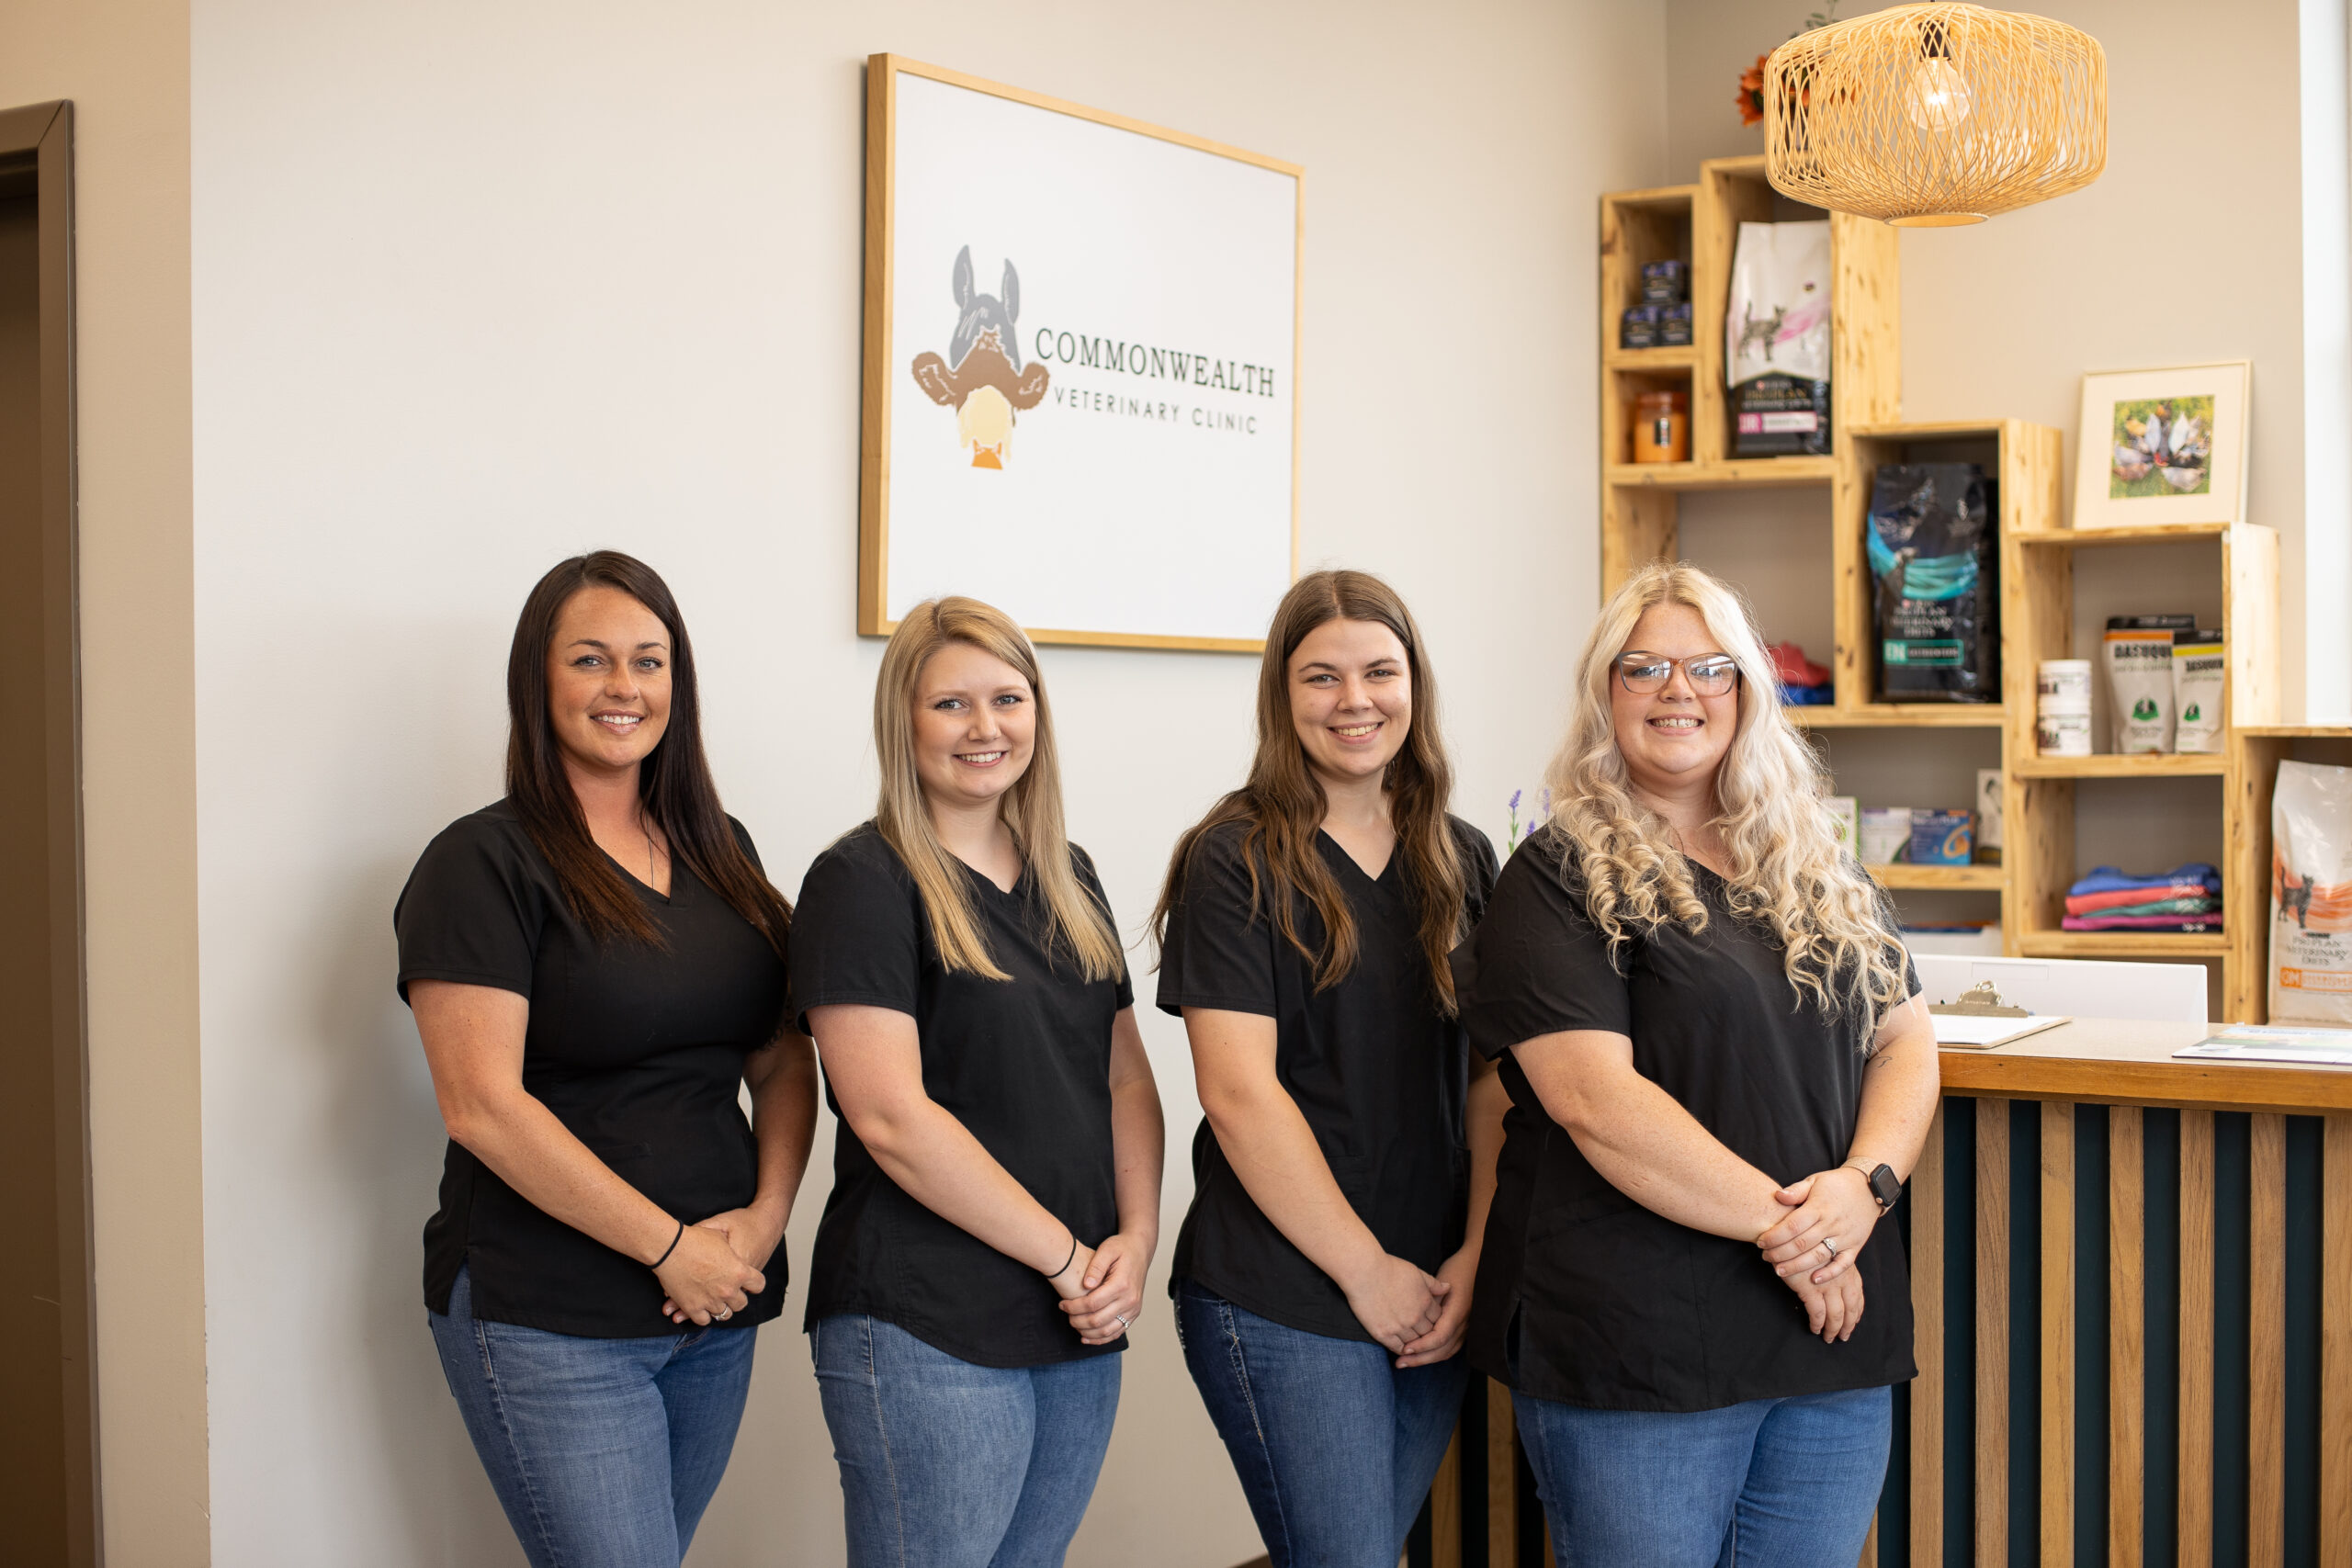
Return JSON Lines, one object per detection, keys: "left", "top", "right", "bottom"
{"left": 1044, "top": 1233, "right": 1077, "bottom": 1280}
{"left": 650, "top": 1218, "right": 684, "bottom": 1270}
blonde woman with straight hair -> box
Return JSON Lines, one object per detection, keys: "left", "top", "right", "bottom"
{"left": 789, "top": 596, "right": 1164, "bottom": 1568}
{"left": 1453, "top": 561, "right": 1940, "bottom": 1566}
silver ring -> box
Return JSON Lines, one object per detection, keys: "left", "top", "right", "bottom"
{"left": 1114, "top": 1314, "right": 1131, "bottom": 1329}
{"left": 1821, "top": 1237, "right": 1838, "bottom": 1262}
{"left": 716, "top": 1308, "right": 732, "bottom": 1319}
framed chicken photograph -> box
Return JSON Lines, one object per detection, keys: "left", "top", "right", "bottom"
{"left": 2070, "top": 361, "right": 2250, "bottom": 530}
{"left": 858, "top": 55, "right": 1301, "bottom": 652}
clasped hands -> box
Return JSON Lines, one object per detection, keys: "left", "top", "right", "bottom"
{"left": 658, "top": 1204, "right": 783, "bottom": 1326}
{"left": 1047, "top": 1233, "right": 1153, "bottom": 1348}
{"left": 1755, "top": 1165, "right": 1882, "bottom": 1344}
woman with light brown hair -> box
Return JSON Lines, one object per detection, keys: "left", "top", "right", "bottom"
{"left": 1453, "top": 559, "right": 1939, "bottom": 1564}
{"left": 1152, "top": 569, "right": 1498, "bottom": 1568}
{"left": 789, "top": 595, "right": 1164, "bottom": 1568}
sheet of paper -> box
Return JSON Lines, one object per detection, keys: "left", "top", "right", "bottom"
{"left": 2175, "top": 1025, "right": 2352, "bottom": 1066}
{"left": 1931, "top": 1013, "right": 2069, "bottom": 1048}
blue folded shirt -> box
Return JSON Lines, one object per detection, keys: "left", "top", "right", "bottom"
{"left": 2068, "top": 863, "right": 2222, "bottom": 897}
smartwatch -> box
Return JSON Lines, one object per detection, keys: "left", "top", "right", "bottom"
{"left": 1854, "top": 1162, "right": 1903, "bottom": 1213}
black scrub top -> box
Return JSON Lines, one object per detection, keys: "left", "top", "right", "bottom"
{"left": 1157, "top": 817, "right": 1498, "bottom": 1342}
{"left": 788, "top": 823, "right": 1134, "bottom": 1369}
{"left": 1453, "top": 827, "right": 1917, "bottom": 1412}
{"left": 393, "top": 799, "right": 791, "bottom": 1338}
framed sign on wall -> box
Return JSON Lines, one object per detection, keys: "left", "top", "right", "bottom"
{"left": 860, "top": 54, "right": 1302, "bottom": 651}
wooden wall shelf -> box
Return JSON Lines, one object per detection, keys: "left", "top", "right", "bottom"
{"left": 2010, "top": 522, "right": 2233, "bottom": 547}
{"left": 1789, "top": 705, "right": 2005, "bottom": 729}
{"left": 2010, "top": 753, "right": 2230, "bottom": 779}
{"left": 1871, "top": 864, "right": 2006, "bottom": 891}
{"left": 2017, "top": 930, "right": 2232, "bottom": 957}
{"left": 1598, "top": 159, "right": 2292, "bottom": 1025}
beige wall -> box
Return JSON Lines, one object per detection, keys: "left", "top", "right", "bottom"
{"left": 1665, "top": 0, "right": 2317, "bottom": 716}
{"left": 0, "top": 6, "right": 209, "bottom": 1568}
{"left": 184, "top": 2, "right": 1667, "bottom": 1563}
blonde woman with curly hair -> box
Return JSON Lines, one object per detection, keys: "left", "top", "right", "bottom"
{"left": 790, "top": 597, "right": 1164, "bottom": 1568}
{"left": 1452, "top": 561, "right": 1939, "bottom": 1566}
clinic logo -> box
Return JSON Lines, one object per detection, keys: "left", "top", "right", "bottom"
{"left": 910, "top": 246, "right": 1049, "bottom": 469}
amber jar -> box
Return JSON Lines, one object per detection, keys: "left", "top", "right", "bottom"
{"left": 1631, "top": 389, "right": 1690, "bottom": 464}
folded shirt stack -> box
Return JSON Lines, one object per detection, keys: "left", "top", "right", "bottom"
{"left": 2060, "top": 863, "right": 2222, "bottom": 932}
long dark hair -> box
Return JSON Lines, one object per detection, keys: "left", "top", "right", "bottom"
{"left": 504, "top": 552, "right": 790, "bottom": 954}
{"left": 1153, "top": 570, "right": 1469, "bottom": 1012}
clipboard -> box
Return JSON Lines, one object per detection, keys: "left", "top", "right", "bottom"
{"left": 1930, "top": 1012, "right": 2071, "bottom": 1050}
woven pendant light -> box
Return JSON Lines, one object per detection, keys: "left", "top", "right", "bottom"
{"left": 1763, "top": 3, "right": 2106, "bottom": 227}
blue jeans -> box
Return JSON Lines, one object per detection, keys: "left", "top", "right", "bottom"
{"left": 1514, "top": 1384, "right": 1892, "bottom": 1567}
{"left": 426, "top": 1265, "right": 757, "bottom": 1568}
{"left": 810, "top": 1314, "right": 1121, "bottom": 1568}
{"left": 1174, "top": 1280, "right": 1468, "bottom": 1568}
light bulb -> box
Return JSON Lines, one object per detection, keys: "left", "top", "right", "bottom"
{"left": 1904, "top": 56, "right": 1973, "bottom": 130}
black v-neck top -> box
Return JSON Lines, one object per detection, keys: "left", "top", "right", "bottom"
{"left": 1453, "top": 827, "right": 1917, "bottom": 1412}
{"left": 393, "top": 799, "right": 791, "bottom": 1338}
{"left": 1156, "top": 816, "right": 1498, "bottom": 1342}
{"left": 787, "top": 822, "right": 1135, "bottom": 1369}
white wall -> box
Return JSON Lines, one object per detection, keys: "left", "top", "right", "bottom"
{"left": 1665, "top": 0, "right": 2323, "bottom": 716}
{"left": 188, "top": 2, "right": 1667, "bottom": 1563}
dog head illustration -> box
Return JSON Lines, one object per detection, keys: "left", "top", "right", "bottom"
{"left": 910, "top": 245, "right": 1050, "bottom": 468}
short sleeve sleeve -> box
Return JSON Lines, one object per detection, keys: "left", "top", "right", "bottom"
{"left": 1156, "top": 825, "right": 1278, "bottom": 1019}
{"left": 1067, "top": 844, "right": 1135, "bottom": 1010}
{"left": 394, "top": 815, "right": 548, "bottom": 1004}
{"left": 1453, "top": 834, "right": 1632, "bottom": 1057}
{"left": 788, "top": 832, "right": 922, "bottom": 1032}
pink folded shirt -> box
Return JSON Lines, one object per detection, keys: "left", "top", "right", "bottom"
{"left": 2060, "top": 913, "right": 2222, "bottom": 931}
{"left": 2064, "top": 883, "right": 2213, "bottom": 918}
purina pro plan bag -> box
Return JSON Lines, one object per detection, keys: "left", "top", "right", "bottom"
{"left": 2271, "top": 760, "right": 2352, "bottom": 1024}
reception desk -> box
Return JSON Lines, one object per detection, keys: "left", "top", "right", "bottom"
{"left": 1419, "top": 1023, "right": 2352, "bottom": 1568}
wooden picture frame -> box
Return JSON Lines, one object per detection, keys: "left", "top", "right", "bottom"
{"left": 859, "top": 54, "right": 1302, "bottom": 652}
{"left": 2070, "top": 361, "right": 2250, "bottom": 530}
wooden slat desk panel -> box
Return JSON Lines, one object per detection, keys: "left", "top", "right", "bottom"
{"left": 1427, "top": 1023, "right": 2351, "bottom": 1568}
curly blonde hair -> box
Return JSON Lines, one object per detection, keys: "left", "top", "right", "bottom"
{"left": 1541, "top": 561, "right": 1908, "bottom": 1030}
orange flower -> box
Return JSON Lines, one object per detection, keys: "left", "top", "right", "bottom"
{"left": 1737, "top": 53, "right": 1768, "bottom": 128}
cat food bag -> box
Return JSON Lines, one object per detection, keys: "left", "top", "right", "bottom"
{"left": 1726, "top": 220, "right": 1833, "bottom": 457}
{"left": 2271, "top": 761, "right": 2352, "bottom": 1023}
{"left": 1870, "top": 463, "right": 1998, "bottom": 702}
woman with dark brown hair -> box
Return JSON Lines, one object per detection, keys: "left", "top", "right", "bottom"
{"left": 1152, "top": 569, "right": 1500, "bottom": 1568}
{"left": 394, "top": 551, "right": 819, "bottom": 1568}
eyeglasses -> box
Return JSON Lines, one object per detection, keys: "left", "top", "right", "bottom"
{"left": 1615, "top": 651, "right": 1741, "bottom": 696}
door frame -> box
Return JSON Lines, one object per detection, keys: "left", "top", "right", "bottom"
{"left": 2, "top": 97, "right": 99, "bottom": 1567}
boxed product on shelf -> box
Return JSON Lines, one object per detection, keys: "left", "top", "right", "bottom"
{"left": 1826, "top": 795, "right": 1858, "bottom": 857}
{"left": 1908, "top": 809, "right": 1974, "bottom": 866}
{"left": 1640, "top": 259, "right": 1689, "bottom": 306}
{"left": 1900, "top": 922, "right": 2005, "bottom": 957}
{"left": 1858, "top": 807, "right": 1911, "bottom": 865}
{"left": 1974, "top": 769, "right": 2003, "bottom": 865}
{"left": 1658, "top": 300, "right": 1693, "bottom": 346}
{"left": 1621, "top": 305, "right": 1661, "bottom": 350}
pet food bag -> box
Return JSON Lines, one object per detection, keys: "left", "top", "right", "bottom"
{"left": 2172, "top": 628, "right": 2225, "bottom": 753}
{"left": 2271, "top": 760, "right": 2352, "bottom": 1023}
{"left": 2104, "top": 615, "right": 2195, "bottom": 753}
{"left": 1870, "top": 464, "right": 1999, "bottom": 702}
{"left": 1725, "top": 221, "right": 1832, "bottom": 457}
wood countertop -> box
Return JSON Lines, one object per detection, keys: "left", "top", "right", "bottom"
{"left": 1938, "top": 1017, "right": 2352, "bottom": 1115}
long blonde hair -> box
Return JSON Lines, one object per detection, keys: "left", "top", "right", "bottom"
{"left": 873, "top": 596, "right": 1123, "bottom": 983}
{"left": 1542, "top": 561, "right": 1907, "bottom": 1028}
